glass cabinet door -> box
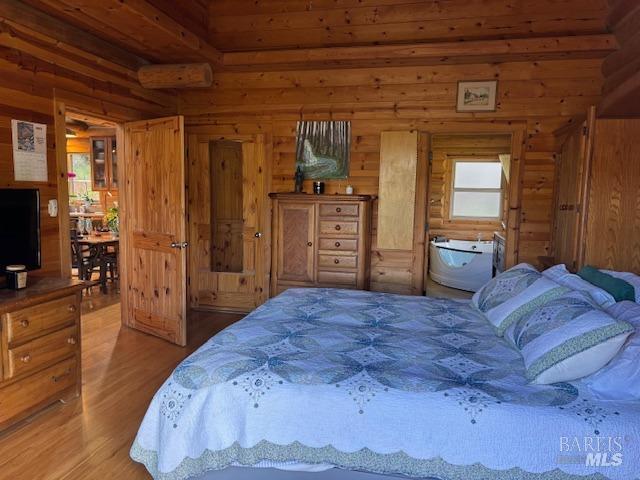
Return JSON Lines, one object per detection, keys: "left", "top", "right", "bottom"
{"left": 91, "top": 138, "right": 107, "bottom": 190}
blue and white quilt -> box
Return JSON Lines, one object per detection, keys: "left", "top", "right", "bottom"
{"left": 131, "top": 288, "right": 640, "bottom": 480}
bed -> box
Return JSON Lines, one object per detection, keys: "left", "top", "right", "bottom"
{"left": 131, "top": 288, "right": 640, "bottom": 480}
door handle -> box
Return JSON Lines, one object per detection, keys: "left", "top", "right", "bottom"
{"left": 254, "top": 232, "right": 263, "bottom": 238}
{"left": 170, "top": 242, "right": 189, "bottom": 249}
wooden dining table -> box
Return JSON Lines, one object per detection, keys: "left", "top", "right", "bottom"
{"left": 77, "top": 234, "right": 119, "bottom": 293}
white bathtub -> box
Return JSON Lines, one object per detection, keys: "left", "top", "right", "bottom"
{"left": 429, "top": 239, "right": 494, "bottom": 292}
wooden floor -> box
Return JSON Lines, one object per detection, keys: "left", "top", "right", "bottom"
{"left": 425, "top": 276, "right": 474, "bottom": 300}
{"left": 0, "top": 302, "right": 241, "bottom": 480}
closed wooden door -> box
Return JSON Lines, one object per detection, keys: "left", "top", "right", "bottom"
{"left": 187, "top": 134, "right": 270, "bottom": 312}
{"left": 120, "top": 116, "right": 187, "bottom": 346}
{"left": 277, "top": 202, "right": 315, "bottom": 283}
{"left": 554, "top": 116, "right": 592, "bottom": 271}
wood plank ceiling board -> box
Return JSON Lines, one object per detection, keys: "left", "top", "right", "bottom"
{"left": 208, "top": 0, "right": 609, "bottom": 51}
{"left": 21, "top": 0, "right": 222, "bottom": 65}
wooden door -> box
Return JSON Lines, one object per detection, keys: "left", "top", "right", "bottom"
{"left": 120, "top": 116, "right": 187, "bottom": 346}
{"left": 277, "top": 202, "right": 316, "bottom": 284}
{"left": 187, "top": 134, "right": 270, "bottom": 313}
{"left": 553, "top": 112, "right": 594, "bottom": 271}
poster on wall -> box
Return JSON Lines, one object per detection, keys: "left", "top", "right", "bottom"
{"left": 295, "top": 121, "right": 350, "bottom": 179}
{"left": 11, "top": 119, "right": 48, "bottom": 182}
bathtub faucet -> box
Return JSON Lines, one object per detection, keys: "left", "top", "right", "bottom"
{"left": 477, "top": 233, "right": 482, "bottom": 243}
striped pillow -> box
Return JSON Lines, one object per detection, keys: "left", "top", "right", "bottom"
{"left": 506, "top": 290, "right": 634, "bottom": 384}
{"left": 473, "top": 263, "right": 570, "bottom": 336}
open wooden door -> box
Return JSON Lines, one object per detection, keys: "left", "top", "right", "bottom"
{"left": 120, "top": 116, "right": 187, "bottom": 346}
{"left": 187, "top": 133, "right": 270, "bottom": 313}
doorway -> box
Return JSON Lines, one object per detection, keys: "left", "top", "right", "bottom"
{"left": 424, "top": 130, "right": 524, "bottom": 297}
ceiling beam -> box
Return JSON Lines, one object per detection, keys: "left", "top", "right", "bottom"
{"left": 223, "top": 35, "right": 618, "bottom": 71}
{"left": 0, "top": 0, "right": 148, "bottom": 71}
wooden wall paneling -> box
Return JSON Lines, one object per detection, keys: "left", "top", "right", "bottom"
{"left": 428, "top": 134, "right": 511, "bottom": 241}
{"left": 377, "top": 131, "right": 418, "bottom": 250}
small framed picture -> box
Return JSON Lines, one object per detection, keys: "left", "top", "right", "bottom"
{"left": 456, "top": 80, "right": 498, "bottom": 112}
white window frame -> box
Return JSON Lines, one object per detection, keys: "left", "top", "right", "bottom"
{"left": 450, "top": 158, "right": 503, "bottom": 221}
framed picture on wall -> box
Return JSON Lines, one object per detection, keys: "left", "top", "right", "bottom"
{"left": 295, "top": 121, "right": 350, "bottom": 179}
{"left": 456, "top": 80, "right": 498, "bottom": 112}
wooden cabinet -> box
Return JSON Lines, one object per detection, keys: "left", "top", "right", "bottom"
{"left": 0, "top": 278, "right": 84, "bottom": 431}
{"left": 90, "top": 136, "right": 118, "bottom": 191}
{"left": 552, "top": 108, "right": 640, "bottom": 272}
{"left": 270, "top": 193, "right": 372, "bottom": 294}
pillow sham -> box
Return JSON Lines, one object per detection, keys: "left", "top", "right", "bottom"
{"left": 601, "top": 269, "right": 640, "bottom": 303}
{"left": 582, "top": 301, "right": 640, "bottom": 400}
{"left": 505, "top": 290, "right": 634, "bottom": 384}
{"left": 542, "top": 264, "right": 616, "bottom": 308}
{"left": 577, "top": 266, "right": 635, "bottom": 302}
{"left": 473, "top": 263, "right": 570, "bottom": 336}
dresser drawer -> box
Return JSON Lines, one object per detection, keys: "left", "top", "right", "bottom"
{"left": 5, "top": 295, "right": 78, "bottom": 345}
{"left": 318, "top": 238, "right": 358, "bottom": 252}
{"left": 319, "top": 220, "right": 358, "bottom": 235}
{"left": 318, "top": 254, "right": 358, "bottom": 269}
{"left": 317, "top": 270, "right": 358, "bottom": 286}
{"left": 319, "top": 203, "right": 359, "bottom": 217}
{"left": 6, "top": 326, "right": 78, "bottom": 380}
{"left": 0, "top": 357, "right": 76, "bottom": 427}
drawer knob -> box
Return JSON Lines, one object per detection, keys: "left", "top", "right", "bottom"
{"left": 335, "top": 241, "right": 341, "bottom": 247}
{"left": 307, "top": 241, "right": 313, "bottom": 247}
{"left": 335, "top": 225, "right": 341, "bottom": 231}
{"left": 21, "top": 354, "right": 31, "bottom": 364}
{"left": 68, "top": 304, "right": 77, "bottom": 313}
{"left": 20, "top": 319, "right": 30, "bottom": 328}
{"left": 67, "top": 336, "right": 77, "bottom": 345}
{"left": 336, "top": 207, "right": 342, "bottom": 213}
{"left": 52, "top": 369, "right": 72, "bottom": 383}
{"left": 334, "top": 259, "right": 340, "bottom": 264}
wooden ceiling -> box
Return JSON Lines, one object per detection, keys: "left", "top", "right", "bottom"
{"left": 208, "top": 0, "right": 610, "bottom": 51}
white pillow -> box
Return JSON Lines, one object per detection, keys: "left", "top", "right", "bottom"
{"left": 507, "top": 290, "right": 634, "bottom": 385}
{"left": 473, "top": 263, "right": 569, "bottom": 336}
{"left": 543, "top": 264, "right": 616, "bottom": 308}
{"left": 582, "top": 301, "right": 640, "bottom": 400}
{"left": 601, "top": 270, "right": 640, "bottom": 303}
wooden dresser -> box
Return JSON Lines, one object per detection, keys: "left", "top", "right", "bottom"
{"left": 270, "top": 193, "right": 373, "bottom": 295}
{"left": 0, "top": 278, "right": 85, "bottom": 431}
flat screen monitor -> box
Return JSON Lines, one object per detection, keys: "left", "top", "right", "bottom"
{"left": 0, "top": 188, "right": 41, "bottom": 272}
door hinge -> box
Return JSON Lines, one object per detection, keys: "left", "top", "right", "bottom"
{"left": 425, "top": 222, "right": 429, "bottom": 231}
{"left": 428, "top": 151, "right": 433, "bottom": 164}
{"left": 582, "top": 126, "right": 588, "bottom": 136}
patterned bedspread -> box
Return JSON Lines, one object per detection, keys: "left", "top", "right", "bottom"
{"left": 131, "top": 288, "right": 640, "bottom": 480}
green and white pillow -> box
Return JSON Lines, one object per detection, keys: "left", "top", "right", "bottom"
{"left": 472, "top": 263, "right": 570, "bottom": 336}
{"left": 506, "top": 290, "right": 635, "bottom": 384}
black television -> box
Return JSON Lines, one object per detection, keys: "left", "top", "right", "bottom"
{"left": 0, "top": 188, "right": 41, "bottom": 272}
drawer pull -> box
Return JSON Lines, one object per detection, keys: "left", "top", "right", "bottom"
{"left": 52, "top": 369, "right": 72, "bottom": 383}
{"left": 336, "top": 207, "right": 342, "bottom": 213}
{"left": 335, "top": 225, "right": 341, "bottom": 231}
{"left": 68, "top": 304, "right": 77, "bottom": 313}
{"left": 335, "top": 241, "right": 341, "bottom": 247}
{"left": 334, "top": 259, "right": 340, "bottom": 264}
{"left": 307, "top": 241, "right": 313, "bottom": 247}
{"left": 20, "top": 319, "right": 30, "bottom": 328}
{"left": 20, "top": 354, "right": 32, "bottom": 364}
{"left": 67, "top": 336, "right": 77, "bottom": 345}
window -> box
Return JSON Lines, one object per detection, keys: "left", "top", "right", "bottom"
{"left": 450, "top": 160, "right": 503, "bottom": 219}
{"left": 67, "top": 153, "right": 98, "bottom": 200}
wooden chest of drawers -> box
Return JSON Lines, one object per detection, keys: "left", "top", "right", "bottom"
{"left": 270, "top": 193, "right": 373, "bottom": 294}
{"left": 0, "top": 278, "right": 85, "bottom": 431}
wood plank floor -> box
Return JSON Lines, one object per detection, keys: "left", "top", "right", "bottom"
{"left": 0, "top": 303, "right": 241, "bottom": 480}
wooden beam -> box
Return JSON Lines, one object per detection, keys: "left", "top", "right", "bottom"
{"left": 138, "top": 63, "right": 213, "bottom": 89}
{"left": 223, "top": 35, "right": 618, "bottom": 71}
{"left": 0, "top": 0, "right": 147, "bottom": 71}
{"left": 53, "top": 99, "right": 71, "bottom": 278}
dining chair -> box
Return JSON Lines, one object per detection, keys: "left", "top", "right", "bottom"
{"left": 70, "top": 229, "right": 102, "bottom": 282}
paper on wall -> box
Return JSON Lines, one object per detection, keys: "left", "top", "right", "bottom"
{"left": 11, "top": 119, "right": 48, "bottom": 182}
